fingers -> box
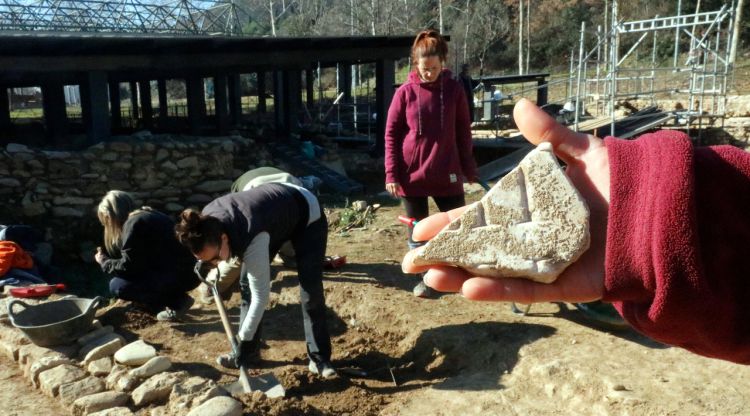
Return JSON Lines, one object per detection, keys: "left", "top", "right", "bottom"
{"left": 411, "top": 204, "right": 471, "bottom": 242}
{"left": 513, "top": 98, "right": 594, "bottom": 164}
{"left": 459, "top": 276, "right": 597, "bottom": 303}
{"left": 423, "top": 267, "right": 472, "bottom": 292}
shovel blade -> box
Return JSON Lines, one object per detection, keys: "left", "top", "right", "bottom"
{"left": 223, "top": 372, "right": 286, "bottom": 399}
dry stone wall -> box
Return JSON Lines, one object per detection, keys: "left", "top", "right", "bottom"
{"left": 0, "top": 133, "right": 274, "bottom": 259}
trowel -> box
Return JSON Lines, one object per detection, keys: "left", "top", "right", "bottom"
{"left": 194, "top": 261, "right": 285, "bottom": 399}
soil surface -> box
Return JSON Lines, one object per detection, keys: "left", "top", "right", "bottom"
{"left": 73, "top": 189, "right": 750, "bottom": 415}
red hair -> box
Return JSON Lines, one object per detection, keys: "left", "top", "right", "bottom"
{"left": 411, "top": 29, "right": 448, "bottom": 63}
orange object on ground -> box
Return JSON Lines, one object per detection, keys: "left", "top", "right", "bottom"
{"left": 0, "top": 241, "right": 34, "bottom": 277}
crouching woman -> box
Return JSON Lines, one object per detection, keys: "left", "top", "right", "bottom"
{"left": 95, "top": 190, "right": 200, "bottom": 321}
{"left": 175, "top": 183, "right": 335, "bottom": 378}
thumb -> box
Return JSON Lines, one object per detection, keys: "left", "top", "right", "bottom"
{"left": 513, "top": 98, "right": 592, "bottom": 164}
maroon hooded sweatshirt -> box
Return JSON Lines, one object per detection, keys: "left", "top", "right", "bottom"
{"left": 603, "top": 130, "right": 750, "bottom": 364}
{"left": 384, "top": 69, "right": 478, "bottom": 197}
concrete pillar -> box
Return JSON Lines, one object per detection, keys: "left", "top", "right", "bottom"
{"left": 128, "top": 81, "right": 139, "bottom": 121}
{"left": 80, "top": 71, "right": 111, "bottom": 145}
{"left": 228, "top": 73, "right": 242, "bottom": 125}
{"left": 109, "top": 82, "right": 121, "bottom": 129}
{"left": 214, "top": 75, "right": 229, "bottom": 134}
{"left": 0, "top": 86, "right": 10, "bottom": 132}
{"left": 375, "top": 58, "right": 395, "bottom": 156}
{"left": 186, "top": 76, "right": 206, "bottom": 134}
{"left": 157, "top": 79, "right": 168, "bottom": 119}
{"left": 138, "top": 80, "right": 153, "bottom": 129}
{"left": 305, "top": 69, "right": 315, "bottom": 108}
{"left": 537, "top": 78, "right": 548, "bottom": 106}
{"left": 41, "top": 82, "right": 68, "bottom": 146}
{"left": 273, "top": 70, "right": 287, "bottom": 137}
{"left": 256, "top": 71, "right": 267, "bottom": 113}
{"left": 338, "top": 63, "right": 352, "bottom": 102}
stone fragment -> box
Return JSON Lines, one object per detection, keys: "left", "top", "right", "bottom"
{"left": 6, "top": 143, "right": 31, "bottom": 153}
{"left": 0, "top": 321, "right": 30, "bottom": 345}
{"left": 106, "top": 364, "right": 129, "bottom": 389}
{"left": 186, "top": 396, "right": 243, "bottom": 416}
{"left": 131, "top": 371, "right": 187, "bottom": 406}
{"left": 88, "top": 356, "right": 114, "bottom": 376}
{"left": 88, "top": 407, "right": 134, "bottom": 416}
{"left": 351, "top": 200, "right": 368, "bottom": 212}
{"left": 28, "top": 356, "right": 75, "bottom": 386}
{"left": 0, "top": 178, "right": 21, "bottom": 187}
{"left": 114, "top": 340, "right": 156, "bottom": 366}
{"left": 18, "top": 343, "right": 66, "bottom": 366}
{"left": 115, "top": 374, "right": 141, "bottom": 392}
{"left": 176, "top": 156, "right": 198, "bottom": 168}
{"left": 58, "top": 376, "right": 106, "bottom": 406}
{"left": 168, "top": 376, "right": 224, "bottom": 413}
{"left": 39, "top": 364, "right": 87, "bottom": 396}
{"left": 72, "top": 391, "right": 130, "bottom": 416}
{"left": 0, "top": 340, "right": 19, "bottom": 361}
{"left": 78, "top": 332, "right": 125, "bottom": 361}
{"left": 129, "top": 356, "right": 171, "bottom": 379}
{"left": 77, "top": 326, "right": 114, "bottom": 346}
{"left": 413, "top": 142, "right": 590, "bottom": 283}
{"left": 82, "top": 335, "right": 126, "bottom": 365}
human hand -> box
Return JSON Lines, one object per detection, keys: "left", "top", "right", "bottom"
{"left": 385, "top": 182, "right": 402, "bottom": 197}
{"left": 94, "top": 247, "right": 108, "bottom": 265}
{"left": 402, "top": 98, "right": 610, "bottom": 304}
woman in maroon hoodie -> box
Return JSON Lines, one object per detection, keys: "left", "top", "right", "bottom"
{"left": 403, "top": 99, "right": 750, "bottom": 365}
{"left": 384, "top": 29, "right": 478, "bottom": 298}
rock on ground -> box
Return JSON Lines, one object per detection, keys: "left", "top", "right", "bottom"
{"left": 186, "top": 396, "right": 243, "bottom": 416}
{"left": 72, "top": 391, "right": 129, "bottom": 416}
{"left": 58, "top": 376, "right": 106, "bottom": 406}
{"left": 131, "top": 371, "right": 187, "bottom": 406}
{"left": 114, "top": 340, "right": 156, "bottom": 366}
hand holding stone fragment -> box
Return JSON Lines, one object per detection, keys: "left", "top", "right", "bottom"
{"left": 402, "top": 98, "right": 610, "bottom": 304}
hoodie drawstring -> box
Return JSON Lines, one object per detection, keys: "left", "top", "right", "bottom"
{"left": 416, "top": 76, "right": 444, "bottom": 136}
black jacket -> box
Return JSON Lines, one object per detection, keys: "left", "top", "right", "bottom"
{"left": 202, "top": 183, "right": 309, "bottom": 257}
{"left": 101, "top": 210, "right": 195, "bottom": 282}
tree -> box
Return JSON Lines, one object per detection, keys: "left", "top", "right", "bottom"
{"left": 468, "top": 0, "right": 511, "bottom": 76}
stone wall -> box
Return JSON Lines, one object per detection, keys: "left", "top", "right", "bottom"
{"left": 0, "top": 133, "right": 274, "bottom": 260}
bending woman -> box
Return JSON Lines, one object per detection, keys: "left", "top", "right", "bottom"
{"left": 175, "top": 183, "right": 335, "bottom": 378}
{"left": 95, "top": 190, "right": 199, "bottom": 321}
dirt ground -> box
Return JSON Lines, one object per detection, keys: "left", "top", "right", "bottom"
{"left": 4, "top": 80, "right": 750, "bottom": 413}
{"left": 37, "top": 187, "right": 740, "bottom": 416}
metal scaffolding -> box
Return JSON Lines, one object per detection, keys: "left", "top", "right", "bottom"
{"left": 0, "top": 0, "right": 248, "bottom": 35}
{"left": 569, "top": 2, "right": 736, "bottom": 138}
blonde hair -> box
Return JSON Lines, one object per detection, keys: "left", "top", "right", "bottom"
{"left": 97, "top": 190, "right": 136, "bottom": 256}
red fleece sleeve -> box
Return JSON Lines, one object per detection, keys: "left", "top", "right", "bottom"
{"left": 603, "top": 131, "right": 750, "bottom": 364}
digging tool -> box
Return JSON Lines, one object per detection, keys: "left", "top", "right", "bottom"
{"left": 193, "top": 260, "right": 285, "bottom": 398}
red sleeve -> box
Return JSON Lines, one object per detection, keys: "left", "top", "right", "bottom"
{"left": 603, "top": 131, "right": 750, "bottom": 364}
{"left": 453, "top": 85, "right": 478, "bottom": 180}
{"left": 384, "top": 87, "right": 407, "bottom": 185}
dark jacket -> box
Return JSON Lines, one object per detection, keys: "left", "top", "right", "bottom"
{"left": 101, "top": 210, "right": 195, "bottom": 282}
{"left": 201, "top": 183, "right": 309, "bottom": 257}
